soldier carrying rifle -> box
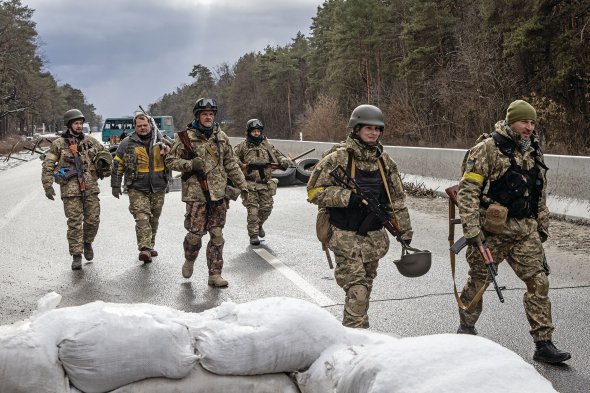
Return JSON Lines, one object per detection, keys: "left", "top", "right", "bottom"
{"left": 41, "top": 109, "right": 112, "bottom": 270}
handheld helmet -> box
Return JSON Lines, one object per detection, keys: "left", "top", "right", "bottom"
{"left": 246, "top": 119, "right": 264, "bottom": 133}
{"left": 193, "top": 97, "right": 218, "bottom": 117}
{"left": 393, "top": 245, "right": 432, "bottom": 278}
{"left": 347, "top": 104, "right": 384, "bottom": 130}
{"left": 64, "top": 109, "right": 85, "bottom": 128}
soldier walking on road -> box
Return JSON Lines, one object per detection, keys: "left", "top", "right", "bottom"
{"left": 456, "top": 99, "right": 571, "bottom": 364}
{"left": 41, "top": 109, "right": 112, "bottom": 270}
{"left": 111, "top": 113, "right": 171, "bottom": 263}
{"left": 234, "top": 119, "right": 292, "bottom": 245}
{"left": 307, "top": 104, "right": 414, "bottom": 328}
{"left": 165, "top": 98, "right": 247, "bottom": 287}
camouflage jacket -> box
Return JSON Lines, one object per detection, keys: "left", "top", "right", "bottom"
{"left": 41, "top": 132, "right": 107, "bottom": 197}
{"left": 457, "top": 120, "right": 549, "bottom": 239}
{"left": 234, "top": 138, "right": 289, "bottom": 188}
{"left": 307, "top": 137, "right": 413, "bottom": 240}
{"left": 164, "top": 124, "right": 246, "bottom": 202}
{"left": 111, "top": 132, "right": 169, "bottom": 193}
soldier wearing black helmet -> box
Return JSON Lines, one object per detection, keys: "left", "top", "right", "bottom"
{"left": 41, "top": 109, "right": 112, "bottom": 270}
{"left": 165, "top": 98, "right": 247, "bottom": 287}
{"left": 307, "top": 104, "right": 414, "bottom": 328}
{"left": 234, "top": 119, "right": 292, "bottom": 245}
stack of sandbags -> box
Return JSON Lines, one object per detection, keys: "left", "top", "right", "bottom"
{"left": 296, "top": 334, "right": 558, "bottom": 393}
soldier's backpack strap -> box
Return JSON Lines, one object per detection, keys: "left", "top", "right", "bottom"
{"left": 346, "top": 150, "right": 355, "bottom": 177}
{"left": 377, "top": 157, "right": 393, "bottom": 206}
{"left": 263, "top": 139, "right": 280, "bottom": 164}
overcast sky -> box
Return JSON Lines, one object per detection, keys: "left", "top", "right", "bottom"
{"left": 25, "top": 0, "right": 323, "bottom": 119}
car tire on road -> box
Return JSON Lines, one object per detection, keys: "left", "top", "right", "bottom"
{"left": 295, "top": 158, "right": 319, "bottom": 184}
{"left": 271, "top": 166, "right": 297, "bottom": 186}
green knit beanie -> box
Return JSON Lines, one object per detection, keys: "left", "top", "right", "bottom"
{"left": 506, "top": 100, "right": 537, "bottom": 124}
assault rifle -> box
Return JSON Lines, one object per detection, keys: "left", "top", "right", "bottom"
{"left": 66, "top": 139, "right": 87, "bottom": 214}
{"left": 446, "top": 186, "right": 505, "bottom": 303}
{"left": 246, "top": 161, "right": 283, "bottom": 181}
{"left": 329, "top": 165, "right": 408, "bottom": 247}
{"left": 176, "top": 128, "right": 211, "bottom": 203}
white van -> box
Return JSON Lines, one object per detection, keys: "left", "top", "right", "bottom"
{"left": 83, "top": 122, "right": 91, "bottom": 133}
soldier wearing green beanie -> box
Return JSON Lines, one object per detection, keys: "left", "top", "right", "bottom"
{"left": 506, "top": 99, "right": 537, "bottom": 124}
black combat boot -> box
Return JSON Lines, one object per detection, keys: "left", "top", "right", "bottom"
{"left": 457, "top": 324, "right": 478, "bottom": 335}
{"left": 138, "top": 248, "right": 152, "bottom": 263}
{"left": 533, "top": 341, "right": 571, "bottom": 364}
{"left": 71, "top": 254, "right": 82, "bottom": 270}
{"left": 258, "top": 226, "right": 265, "bottom": 238}
{"left": 250, "top": 235, "right": 260, "bottom": 246}
{"left": 83, "top": 243, "right": 94, "bottom": 261}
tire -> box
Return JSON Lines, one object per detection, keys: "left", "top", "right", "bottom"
{"left": 295, "top": 158, "right": 319, "bottom": 184}
{"left": 271, "top": 165, "right": 297, "bottom": 186}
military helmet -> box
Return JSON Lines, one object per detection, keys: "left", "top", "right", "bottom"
{"left": 347, "top": 104, "right": 384, "bottom": 130}
{"left": 193, "top": 97, "right": 218, "bottom": 117}
{"left": 393, "top": 245, "right": 432, "bottom": 278}
{"left": 246, "top": 119, "right": 264, "bottom": 133}
{"left": 64, "top": 109, "right": 85, "bottom": 127}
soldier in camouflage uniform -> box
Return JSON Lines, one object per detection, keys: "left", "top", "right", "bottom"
{"left": 165, "top": 98, "right": 247, "bottom": 287}
{"left": 234, "top": 119, "right": 291, "bottom": 245}
{"left": 41, "top": 109, "right": 112, "bottom": 270}
{"left": 307, "top": 105, "right": 413, "bottom": 328}
{"left": 111, "top": 114, "right": 171, "bottom": 263}
{"left": 457, "top": 99, "right": 570, "bottom": 364}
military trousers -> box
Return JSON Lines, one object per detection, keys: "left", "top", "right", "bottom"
{"left": 329, "top": 227, "right": 389, "bottom": 328}
{"left": 183, "top": 200, "right": 227, "bottom": 276}
{"left": 62, "top": 193, "right": 100, "bottom": 256}
{"left": 127, "top": 188, "right": 166, "bottom": 251}
{"left": 242, "top": 183, "right": 273, "bottom": 237}
{"left": 459, "top": 231, "right": 554, "bottom": 342}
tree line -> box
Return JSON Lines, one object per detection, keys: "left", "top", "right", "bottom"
{"left": 0, "top": 0, "right": 100, "bottom": 139}
{"left": 150, "top": 0, "right": 589, "bottom": 155}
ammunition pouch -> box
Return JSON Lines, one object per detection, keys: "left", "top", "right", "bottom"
{"left": 123, "top": 153, "right": 138, "bottom": 185}
{"left": 316, "top": 207, "right": 333, "bottom": 244}
{"left": 482, "top": 203, "right": 509, "bottom": 234}
{"left": 268, "top": 178, "right": 278, "bottom": 196}
{"left": 54, "top": 166, "right": 78, "bottom": 185}
{"left": 225, "top": 184, "right": 241, "bottom": 201}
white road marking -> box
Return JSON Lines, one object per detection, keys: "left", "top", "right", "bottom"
{"left": 253, "top": 248, "right": 335, "bottom": 307}
{"left": 0, "top": 189, "right": 41, "bottom": 230}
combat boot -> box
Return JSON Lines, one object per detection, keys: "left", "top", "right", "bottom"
{"left": 208, "top": 274, "right": 228, "bottom": 287}
{"left": 533, "top": 341, "right": 571, "bottom": 364}
{"left": 182, "top": 260, "right": 195, "bottom": 278}
{"left": 258, "top": 226, "right": 265, "bottom": 238}
{"left": 149, "top": 249, "right": 158, "bottom": 257}
{"left": 250, "top": 235, "right": 260, "bottom": 246}
{"left": 83, "top": 243, "right": 94, "bottom": 261}
{"left": 139, "top": 249, "right": 152, "bottom": 263}
{"left": 457, "top": 324, "right": 478, "bottom": 335}
{"left": 71, "top": 254, "right": 82, "bottom": 270}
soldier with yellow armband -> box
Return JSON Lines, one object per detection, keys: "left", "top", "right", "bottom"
{"left": 456, "top": 99, "right": 570, "bottom": 364}
{"left": 111, "top": 113, "right": 171, "bottom": 263}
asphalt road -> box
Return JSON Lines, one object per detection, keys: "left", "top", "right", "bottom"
{"left": 1, "top": 158, "right": 589, "bottom": 393}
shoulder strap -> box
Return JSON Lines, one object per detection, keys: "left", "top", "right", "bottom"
{"left": 491, "top": 131, "right": 515, "bottom": 158}
{"left": 346, "top": 150, "right": 355, "bottom": 177}
{"left": 377, "top": 157, "right": 393, "bottom": 205}
{"left": 263, "top": 139, "right": 279, "bottom": 164}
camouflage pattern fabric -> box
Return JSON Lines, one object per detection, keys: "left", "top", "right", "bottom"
{"left": 62, "top": 194, "right": 100, "bottom": 255}
{"left": 459, "top": 231, "right": 553, "bottom": 341}
{"left": 165, "top": 124, "right": 246, "bottom": 202}
{"left": 457, "top": 120, "right": 553, "bottom": 342}
{"left": 127, "top": 189, "right": 166, "bottom": 251}
{"left": 242, "top": 186, "right": 273, "bottom": 237}
{"left": 330, "top": 227, "right": 388, "bottom": 328}
{"left": 183, "top": 200, "right": 227, "bottom": 275}
{"left": 307, "top": 136, "right": 412, "bottom": 328}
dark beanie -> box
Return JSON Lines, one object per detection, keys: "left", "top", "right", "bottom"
{"left": 506, "top": 100, "right": 537, "bottom": 124}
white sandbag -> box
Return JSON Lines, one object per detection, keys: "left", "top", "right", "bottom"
{"left": 110, "top": 362, "right": 300, "bottom": 393}
{"left": 189, "top": 297, "right": 349, "bottom": 375}
{"left": 297, "top": 333, "right": 557, "bottom": 393}
{"left": 57, "top": 303, "right": 198, "bottom": 393}
{"left": 0, "top": 292, "right": 69, "bottom": 393}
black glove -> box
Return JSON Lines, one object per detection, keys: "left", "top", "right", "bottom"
{"left": 44, "top": 187, "right": 55, "bottom": 201}
{"left": 96, "top": 158, "right": 109, "bottom": 180}
{"left": 538, "top": 230, "right": 548, "bottom": 243}
{"left": 466, "top": 231, "right": 484, "bottom": 247}
{"left": 112, "top": 187, "right": 122, "bottom": 199}
{"left": 192, "top": 158, "right": 204, "bottom": 174}
{"left": 348, "top": 193, "right": 365, "bottom": 208}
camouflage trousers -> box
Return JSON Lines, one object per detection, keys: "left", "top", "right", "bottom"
{"left": 242, "top": 183, "right": 273, "bottom": 237}
{"left": 459, "top": 231, "right": 554, "bottom": 342}
{"left": 128, "top": 188, "right": 166, "bottom": 251}
{"left": 62, "top": 194, "right": 100, "bottom": 256}
{"left": 329, "top": 227, "right": 389, "bottom": 328}
{"left": 183, "top": 200, "right": 227, "bottom": 276}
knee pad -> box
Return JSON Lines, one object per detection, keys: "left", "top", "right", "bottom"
{"left": 135, "top": 213, "right": 150, "bottom": 227}
{"left": 209, "top": 227, "right": 225, "bottom": 246}
{"left": 526, "top": 273, "right": 549, "bottom": 297}
{"left": 185, "top": 232, "right": 202, "bottom": 246}
{"left": 345, "top": 284, "right": 369, "bottom": 317}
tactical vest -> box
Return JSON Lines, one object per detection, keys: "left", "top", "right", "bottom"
{"left": 484, "top": 132, "right": 547, "bottom": 219}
